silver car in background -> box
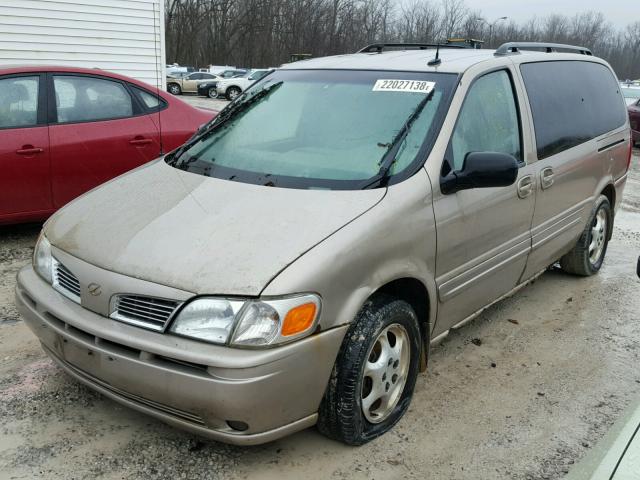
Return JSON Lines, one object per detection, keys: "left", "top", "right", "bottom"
{"left": 16, "top": 42, "right": 631, "bottom": 445}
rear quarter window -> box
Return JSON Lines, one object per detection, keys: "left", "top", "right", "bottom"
{"left": 520, "top": 61, "right": 626, "bottom": 159}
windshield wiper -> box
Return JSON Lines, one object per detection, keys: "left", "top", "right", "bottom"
{"left": 169, "top": 81, "right": 283, "bottom": 169}
{"left": 203, "top": 80, "right": 283, "bottom": 136}
{"left": 363, "top": 90, "right": 434, "bottom": 189}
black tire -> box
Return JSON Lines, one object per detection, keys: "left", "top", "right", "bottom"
{"left": 317, "top": 295, "right": 421, "bottom": 445}
{"left": 167, "top": 83, "right": 181, "bottom": 95}
{"left": 208, "top": 87, "right": 218, "bottom": 99}
{"left": 560, "top": 194, "right": 612, "bottom": 276}
{"left": 226, "top": 86, "right": 241, "bottom": 101}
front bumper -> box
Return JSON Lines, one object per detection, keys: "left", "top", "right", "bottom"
{"left": 16, "top": 265, "right": 346, "bottom": 445}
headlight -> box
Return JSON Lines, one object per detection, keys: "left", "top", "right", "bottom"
{"left": 169, "top": 294, "right": 320, "bottom": 348}
{"left": 33, "top": 233, "right": 53, "bottom": 283}
{"left": 169, "top": 298, "right": 244, "bottom": 343}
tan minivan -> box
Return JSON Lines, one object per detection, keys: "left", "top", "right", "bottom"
{"left": 16, "top": 42, "right": 632, "bottom": 445}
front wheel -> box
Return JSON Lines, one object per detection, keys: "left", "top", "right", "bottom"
{"left": 226, "top": 86, "right": 241, "bottom": 101}
{"left": 208, "top": 87, "right": 218, "bottom": 99}
{"left": 317, "top": 295, "right": 421, "bottom": 445}
{"left": 560, "top": 194, "right": 612, "bottom": 275}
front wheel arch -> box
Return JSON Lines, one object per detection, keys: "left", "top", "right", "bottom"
{"left": 374, "top": 278, "right": 431, "bottom": 368}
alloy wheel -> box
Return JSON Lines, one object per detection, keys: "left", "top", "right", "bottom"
{"left": 361, "top": 323, "right": 410, "bottom": 424}
{"left": 589, "top": 208, "right": 607, "bottom": 265}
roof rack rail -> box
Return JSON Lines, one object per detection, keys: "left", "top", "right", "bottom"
{"left": 358, "top": 43, "right": 465, "bottom": 54}
{"left": 495, "top": 42, "right": 592, "bottom": 56}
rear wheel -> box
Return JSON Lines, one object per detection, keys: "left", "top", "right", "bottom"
{"left": 167, "top": 83, "right": 181, "bottom": 95}
{"left": 317, "top": 295, "right": 421, "bottom": 445}
{"left": 226, "top": 86, "right": 241, "bottom": 101}
{"left": 560, "top": 194, "right": 612, "bottom": 275}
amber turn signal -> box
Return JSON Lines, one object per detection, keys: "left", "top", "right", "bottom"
{"left": 281, "top": 302, "right": 317, "bottom": 336}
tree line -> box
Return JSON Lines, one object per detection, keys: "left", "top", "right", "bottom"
{"left": 165, "top": 0, "right": 640, "bottom": 79}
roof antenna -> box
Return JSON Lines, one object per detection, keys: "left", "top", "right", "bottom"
{"left": 428, "top": 44, "right": 442, "bottom": 66}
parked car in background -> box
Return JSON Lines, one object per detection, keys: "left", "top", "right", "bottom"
{"left": 0, "top": 66, "right": 215, "bottom": 225}
{"left": 197, "top": 69, "right": 248, "bottom": 98}
{"left": 630, "top": 99, "right": 640, "bottom": 146}
{"left": 15, "top": 43, "right": 631, "bottom": 446}
{"left": 215, "top": 69, "right": 272, "bottom": 100}
{"left": 621, "top": 86, "right": 640, "bottom": 106}
{"left": 197, "top": 82, "right": 220, "bottom": 98}
{"left": 166, "top": 72, "right": 219, "bottom": 95}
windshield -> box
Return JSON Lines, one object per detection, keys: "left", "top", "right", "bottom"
{"left": 167, "top": 69, "right": 456, "bottom": 189}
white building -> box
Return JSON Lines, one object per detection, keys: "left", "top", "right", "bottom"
{"left": 0, "top": 0, "right": 166, "bottom": 88}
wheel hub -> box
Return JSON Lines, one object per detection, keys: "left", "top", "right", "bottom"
{"left": 589, "top": 208, "right": 607, "bottom": 265}
{"left": 361, "top": 324, "right": 410, "bottom": 424}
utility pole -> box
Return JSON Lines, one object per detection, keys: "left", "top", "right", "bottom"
{"left": 475, "top": 16, "right": 508, "bottom": 47}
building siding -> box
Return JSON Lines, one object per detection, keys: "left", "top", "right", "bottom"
{"left": 0, "top": 0, "right": 165, "bottom": 88}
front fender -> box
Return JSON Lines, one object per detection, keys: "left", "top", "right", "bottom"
{"left": 261, "top": 169, "right": 437, "bottom": 334}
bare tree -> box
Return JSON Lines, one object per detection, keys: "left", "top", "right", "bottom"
{"left": 164, "top": 0, "right": 640, "bottom": 79}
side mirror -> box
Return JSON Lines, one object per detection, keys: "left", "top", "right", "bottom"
{"left": 441, "top": 152, "right": 519, "bottom": 195}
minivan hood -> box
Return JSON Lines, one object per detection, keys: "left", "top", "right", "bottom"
{"left": 45, "top": 160, "right": 385, "bottom": 295}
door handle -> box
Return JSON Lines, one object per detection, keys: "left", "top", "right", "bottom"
{"left": 517, "top": 175, "right": 534, "bottom": 199}
{"left": 16, "top": 146, "right": 44, "bottom": 155}
{"left": 541, "top": 167, "right": 554, "bottom": 189}
{"left": 129, "top": 137, "right": 152, "bottom": 146}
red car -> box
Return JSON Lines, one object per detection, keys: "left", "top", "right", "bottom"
{"left": 629, "top": 99, "right": 640, "bottom": 146}
{"left": 0, "top": 66, "right": 215, "bottom": 225}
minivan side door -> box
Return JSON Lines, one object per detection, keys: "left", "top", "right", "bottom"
{"left": 0, "top": 73, "right": 52, "bottom": 221}
{"left": 430, "top": 66, "right": 537, "bottom": 334}
{"left": 48, "top": 73, "right": 161, "bottom": 208}
{"left": 517, "top": 60, "right": 629, "bottom": 278}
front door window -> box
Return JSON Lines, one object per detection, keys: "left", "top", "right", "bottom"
{"left": 449, "top": 70, "right": 521, "bottom": 172}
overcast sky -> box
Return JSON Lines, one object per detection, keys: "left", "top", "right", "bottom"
{"left": 474, "top": 0, "right": 632, "bottom": 28}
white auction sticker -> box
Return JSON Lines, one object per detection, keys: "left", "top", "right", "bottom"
{"left": 372, "top": 79, "right": 436, "bottom": 93}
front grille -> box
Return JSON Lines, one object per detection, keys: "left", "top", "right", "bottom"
{"left": 52, "top": 258, "right": 81, "bottom": 303}
{"left": 111, "top": 295, "right": 180, "bottom": 331}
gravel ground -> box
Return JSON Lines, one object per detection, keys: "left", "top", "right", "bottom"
{"left": 1, "top": 150, "right": 639, "bottom": 480}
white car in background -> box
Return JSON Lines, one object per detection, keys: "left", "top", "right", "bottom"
{"left": 215, "top": 69, "right": 272, "bottom": 100}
